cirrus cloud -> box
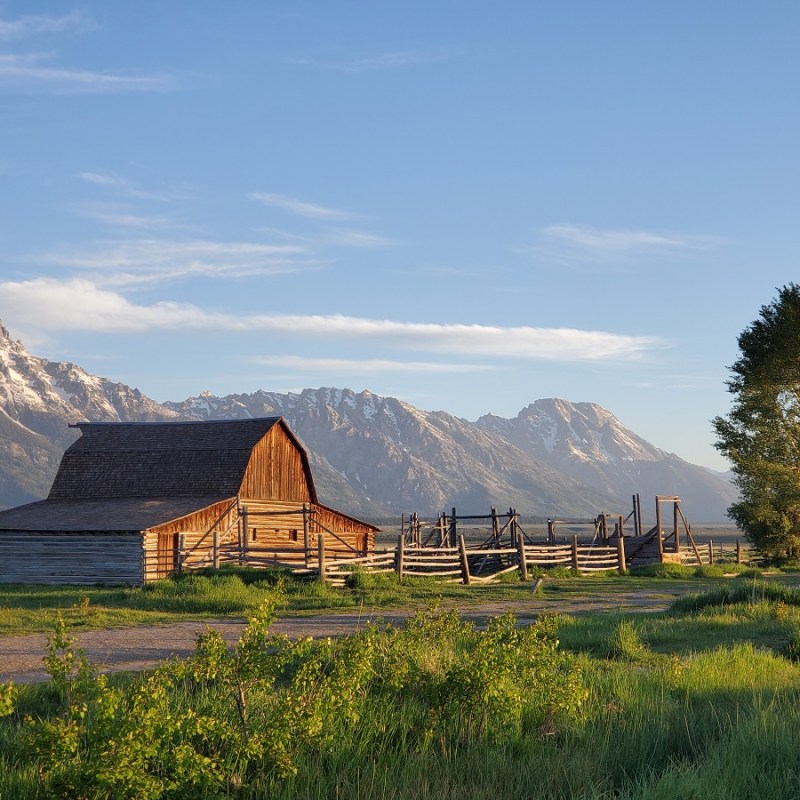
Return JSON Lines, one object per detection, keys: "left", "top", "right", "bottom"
{"left": 0, "top": 277, "right": 665, "bottom": 362}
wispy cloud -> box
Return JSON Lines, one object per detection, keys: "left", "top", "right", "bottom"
{"left": 0, "top": 277, "right": 665, "bottom": 362}
{"left": 250, "top": 192, "right": 354, "bottom": 220}
{"left": 530, "top": 223, "right": 723, "bottom": 269}
{"left": 289, "top": 49, "right": 446, "bottom": 73}
{"left": 40, "top": 239, "right": 315, "bottom": 286}
{"left": 249, "top": 355, "right": 490, "bottom": 374}
{"left": 0, "top": 52, "right": 174, "bottom": 94}
{"left": 73, "top": 203, "right": 178, "bottom": 231}
{"left": 76, "top": 171, "right": 188, "bottom": 202}
{"left": 0, "top": 10, "right": 176, "bottom": 94}
{"left": 0, "top": 10, "right": 94, "bottom": 40}
{"left": 326, "top": 229, "right": 395, "bottom": 248}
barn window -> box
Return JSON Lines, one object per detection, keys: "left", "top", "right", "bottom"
{"left": 290, "top": 529, "right": 298, "bottom": 542}
{"left": 252, "top": 528, "right": 257, "bottom": 541}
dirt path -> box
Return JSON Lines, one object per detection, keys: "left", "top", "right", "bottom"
{"left": 0, "top": 591, "right": 677, "bottom": 684}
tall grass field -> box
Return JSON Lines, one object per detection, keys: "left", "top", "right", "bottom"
{"left": 3, "top": 573, "right": 800, "bottom": 798}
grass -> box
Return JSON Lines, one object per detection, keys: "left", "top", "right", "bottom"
{"left": 1, "top": 564, "right": 799, "bottom": 636}
{"left": 4, "top": 583, "right": 800, "bottom": 798}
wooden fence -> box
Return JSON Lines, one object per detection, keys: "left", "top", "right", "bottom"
{"left": 179, "top": 531, "right": 630, "bottom": 585}
{"left": 163, "top": 527, "right": 761, "bottom": 585}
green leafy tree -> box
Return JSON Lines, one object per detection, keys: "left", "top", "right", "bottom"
{"left": 713, "top": 283, "right": 800, "bottom": 558}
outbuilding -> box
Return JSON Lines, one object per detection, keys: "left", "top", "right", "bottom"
{"left": 0, "top": 417, "right": 377, "bottom": 585}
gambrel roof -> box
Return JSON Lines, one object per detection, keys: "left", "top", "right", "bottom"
{"left": 48, "top": 418, "right": 316, "bottom": 501}
{"left": 0, "top": 417, "right": 320, "bottom": 533}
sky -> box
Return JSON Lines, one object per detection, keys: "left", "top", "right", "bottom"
{"left": 0, "top": 2, "right": 798, "bottom": 472}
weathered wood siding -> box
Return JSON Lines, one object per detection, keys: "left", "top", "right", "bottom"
{"left": 239, "top": 425, "right": 313, "bottom": 502}
{"left": 241, "top": 499, "right": 375, "bottom": 556}
{"left": 0, "top": 532, "right": 143, "bottom": 585}
{"left": 143, "top": 498, "right": 239, "bottom": 581}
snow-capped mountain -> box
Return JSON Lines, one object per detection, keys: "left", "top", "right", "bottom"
{"left": 0, "top": 323, "right": 179, "bottom": 506}
{"left": 0, "top": 322, "right": 737, "bottom": 520}
{"left": 166, "top": 388, "right": 737, "bottom": 521}
{"left": 475, "top": 399, "right": 737, "bottom": 521}
{"left": 166, "top": 388, "right": 614, "bottom": 518}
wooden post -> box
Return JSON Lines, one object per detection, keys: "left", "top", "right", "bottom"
{"left": 396, "top": 533, "right": 405, "bottom": 581}
{"left": 547, "top": 518, "right": 554, "bottom": 545}
{"left": 571, "top": 534, "right": 579, "bottom": 572}
{"left": 450, "top": 507, "right": 457, "bottom": 548}
{"left": 600, "top": 514, "right": 609, "bottom": 543}
{"left": 212, "top": 528, "right": 219, "bottom": 570}
{"left": 438, "top": 513, "right": 447, "bottom": 547}
{"left": 634, "top": 494, "right": 642, "bottom": 537}
{"left": 241, "top": 507, "right": 249, "bottom": 566}
{"left": 736, "top": 539, "right": 742, "bottom": 565}
{"left": 618, "top": 514, "right": 624, "bottom": 539}
{"left": 708, "top": 540, "right": 714, "bottom": 565}
{"left": 517, "top": 534, "right": 528, "bottom": 581}
{"left": 491, "top": 506, "right": 499, "bottom": 547}
{"left": 510, "top": 508, "right": 518, "bottom": 548}
{"left": 177, "top": 533, "right": 186, "bottom": 574}
{"left": 674, "top": 501, "right": 680, "bottom": 553}
{"left": 401, "top": 513, "right": 405, "bottom": 544}
{"left": 317, "top": 532, "right": 327, "bottom": 583}
{"left": 617, "top": 535, "right": 626, "bottom": 574}
{"left": 303, "top": 503, "right": 310, "bottom": 568}
{"left": 655, "top": 498, "right": 664, "bottom": 559}
{"left": 458, "top": 534, "right": 471, "bottom": 585}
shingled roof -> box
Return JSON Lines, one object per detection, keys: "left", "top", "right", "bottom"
{"left": 48, "top": 418, "right": 285, "bottom": 500}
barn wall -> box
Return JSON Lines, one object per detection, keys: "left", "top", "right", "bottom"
{"left": 143, "top": 498, "right": 239, "bottom": 581}
{"left": 242, "top": 499, "right": 375, "bottom": 557}
{"left": 239, "top": 426, "right": 313, "bottom": 503}
{"left": 0, "top": 532, "right": 143, "bottom": 585}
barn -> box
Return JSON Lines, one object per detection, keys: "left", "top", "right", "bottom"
{"left": 0, "top": 417, "right": 377, "bottom": 585}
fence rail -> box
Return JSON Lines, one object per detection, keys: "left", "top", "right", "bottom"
{"left": 161, "top": 526, "right": 758, "bottom": 587}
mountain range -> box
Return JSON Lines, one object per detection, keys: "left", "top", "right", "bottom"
{"left": 0, "top": 322, "right": 737, "bottom": 521}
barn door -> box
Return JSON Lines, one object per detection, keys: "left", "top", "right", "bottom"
{"left": 156, "top": 531, "right": 180, "bottom": 578}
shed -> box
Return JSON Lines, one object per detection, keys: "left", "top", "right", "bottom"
{"left": 0, "top": 418, "right": 377, "bottom": 585}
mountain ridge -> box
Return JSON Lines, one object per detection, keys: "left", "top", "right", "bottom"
{"left": 0, "top": 323, "right": 737, "bottom": 520}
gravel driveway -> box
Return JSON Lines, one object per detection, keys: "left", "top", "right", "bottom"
{"left": 0, "top": 591, "right": 678, "bottom": 684}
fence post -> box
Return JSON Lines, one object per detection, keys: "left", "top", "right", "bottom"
{"left": 547, "top": 518, "right": 554, "bottom": 545}
{"left": 177, "top": 533, "right": 186, "bottom": 575}
{"left": 450, "top": 508, "right": 458, "bottom": 548}
{"left": 317, "top": 532, "right": 327, "bottom": 583}
{"left": 212, "top": 529, "right": 219, "bottom": 570}
{"left": 617, "top": 535, "right": 626, "bottom": 574}
{"left": 736, "top": 539, "right": 742, "bottom": 565}
{"left": 396, "top": 533, "right": 405, "bottom": 582}
{"left": 303, "top": 503, "right": 310, "bottom": 567}
{"left": 708, "top": 540, "right": 714, "bottom": 565}
{"left": 240, "top": 507, "right": 249, "bottom": 566}
{"left": 655, "top": 498, "right": 664, "bottom": 560}
{"left": 571, "top": 534, "right": 579, "bottom": 572}
{"left": 517, "top": 534, "right": 528, "bottom": 581}
{"left": 458, "top": 534, "right": 471, "bottom": 585}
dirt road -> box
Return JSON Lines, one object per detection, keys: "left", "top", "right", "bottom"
{"left": 0, "top": 591, "right": 677, "bottom": 684}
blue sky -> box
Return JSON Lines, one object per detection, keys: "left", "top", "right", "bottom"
{"left": 0, "top": 2, "right": 798, "bottom": 471}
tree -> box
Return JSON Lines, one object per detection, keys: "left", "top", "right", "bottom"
{"left": 713, "top": 283, "right": 800, "bottom": 559}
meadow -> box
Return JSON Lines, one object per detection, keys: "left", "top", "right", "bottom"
{"left": 3, "top": 567, "right": 800, "bottom": 798}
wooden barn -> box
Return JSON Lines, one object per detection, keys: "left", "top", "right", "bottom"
{"left": 0, "top": 418, "right": 377, "bottom": 585}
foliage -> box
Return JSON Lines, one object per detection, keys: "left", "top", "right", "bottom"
{"left": 20, "top": 600, "right": 584, "bottom": 797}
{"left": 713, "top": 283, "right": 800, "bottom": 558}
